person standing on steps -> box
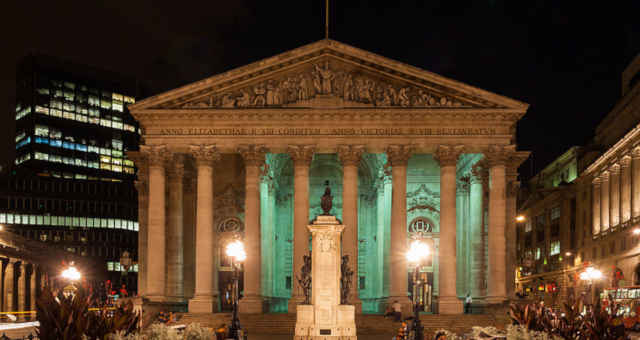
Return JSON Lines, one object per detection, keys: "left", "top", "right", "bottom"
{"left": 392, "top": 300, "right": 402, "bottom": 321}
{"left": 465, "top": 293, "right": 473, "bottom": 314}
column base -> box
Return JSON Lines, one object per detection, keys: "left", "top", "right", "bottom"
{"left": 387, "top": 296, "right": 412, "bottom": 318}
{"left": 350, "top": 297, "right": 363, "bottom": 314}
{"left": 288, "top": 295, "right": 306, "bottom": 313}
{"left": 145, "top": 295, "right": 167, "bottom": 303}
{"left": 239, "top": 294, "right": 264, "bottom": 314}
{"left": 485, "top": 296, "right": 507, "bottom": 305}
{"left": 439, "top": 296, "right": 463, "bottom": 314}
{"left": 188, "top": 295, "right": 218, "bottom": 313}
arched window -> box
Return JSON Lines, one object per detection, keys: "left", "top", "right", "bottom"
{"left": 409, "top": 217, "right": 434, "bottom": 234}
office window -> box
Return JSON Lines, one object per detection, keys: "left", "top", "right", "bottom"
{"left": 535, "top": 247, "right": 541, "bottom": 260}
{"left": 35, "top": 125, "right": 49, "bottom": 136}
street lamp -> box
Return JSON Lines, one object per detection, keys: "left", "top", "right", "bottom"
{"left": 406, "top": 239, "right": 429, "bottom": 340}
{"left": 516, "top": 215, "right": 526, "bottom": 222}
{"left": 580, "top": 266, "right": 602, "bottom": 312}
{"left": 61, "top": 263, "right": 81, "bottom": 298}
{"left": 226, "top": 240, "right": 246, "bottom": 340}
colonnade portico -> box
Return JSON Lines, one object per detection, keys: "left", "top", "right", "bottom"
{"left": 590, "top": 147, "right": 640, "bottom": 235}
{"left": 128, "top": 38, "right": 529, "bottom": 315}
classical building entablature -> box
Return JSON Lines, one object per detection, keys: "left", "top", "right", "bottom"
{"left": 584, "top": 122, "right": 640, "bottom": 179}
{"left": 129, "top": 40, "right": 528, "bottom": 153}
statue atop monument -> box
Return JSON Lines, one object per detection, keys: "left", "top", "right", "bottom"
{"left": 321, "top": 180, "right": 333, "bottom": 215}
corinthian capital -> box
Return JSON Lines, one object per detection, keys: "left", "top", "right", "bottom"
{"left": 238, "top": 144, "right": 268, "bottom": 167}
{"left": 287, "top": 145, "right": 316, "bottom": 166}
{"left": 140, "top": 145, "right": 168, "bottom": 167}
{"left": 189, "top": 144, "right": 221, "bottom": 166}
{"left": 485, "top": 145, "right": 515, "bottom": 166}
{"left": 337, "top": 145, "right": 365, "bottom": 167}
{"left": 386, "top": 144, "right": 414, "bottom": 166}
{"left": 434, "top": 144, "right": 465, "bottom": 167}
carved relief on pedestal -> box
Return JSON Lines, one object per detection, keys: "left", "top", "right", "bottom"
{"left": 179, "top": 59, "right": 467, "bottom": 109}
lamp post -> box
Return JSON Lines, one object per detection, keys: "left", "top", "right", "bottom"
{"left": 226, "top": 240, "right": 246, "bottom": 340}
{"left": 579, "top": 266, "right": 602, "bottom": 312}
{"left": 61, "top": 262, "right": 81, "bottom": 298}
{"left": 406, "top": 239, "right": 429, "bottom": 340}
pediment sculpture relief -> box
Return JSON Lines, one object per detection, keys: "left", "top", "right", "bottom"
{"left": 181, "top": 60, "right": 467, "bottom": 109}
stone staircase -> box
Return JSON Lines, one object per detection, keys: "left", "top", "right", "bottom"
{"left": 176, "top": 313, "right": 503, "bottom": 336}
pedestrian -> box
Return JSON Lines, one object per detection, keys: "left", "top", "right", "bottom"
{"left": 464, "top": 293, "right": 472, "bottom": 314}
{"left": 392, "top": 300, "right": 402, "bottom": 322}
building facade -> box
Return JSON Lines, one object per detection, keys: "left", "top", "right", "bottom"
{"left": 8, "top": 55, "right": 141, "bottom": 291}
{"left": 515, "top": 147, "right": 581, "bottom": 305}
{"left": 129, "top": 40, "right": 529, "bottom": 315}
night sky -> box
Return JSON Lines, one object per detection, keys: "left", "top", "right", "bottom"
{"left": 2, "top": 1, "right": 638, "bottom": 179}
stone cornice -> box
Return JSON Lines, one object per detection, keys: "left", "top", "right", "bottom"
{"left": 131, "top": 39, "right": 528, "bottom": 112}
{"left": 132, "top": 108, "right": 523, "bottom": 123}
{"left": 584, "top": 122, "right": 640, "bottom": 176}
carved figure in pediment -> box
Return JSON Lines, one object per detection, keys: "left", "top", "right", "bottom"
{"left": 297, "top": 75, "right": 312, "bottom": 101}
{"left": 253, "top": 83, "right": 266, "bottom": 106}
{"left": 343, "top": 73, "right": 355, "bottom": 101}
{"left": 313, "top": 61, "right": 334, "bottom": 95}
{"left": 236, "top": 90, "right": 252, "bottom": 107}
{"left": 266, "top": 80, "right": 278, "bottom": 106}
{"left": 398, "top": 87, "right": 411, "bottom": 106}
{"left": 221, "top": 94, "right": 236, "bottom": 108}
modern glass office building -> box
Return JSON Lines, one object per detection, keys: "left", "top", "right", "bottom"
{"left": 4, "top": 55, "right": 142, "bottom": 292}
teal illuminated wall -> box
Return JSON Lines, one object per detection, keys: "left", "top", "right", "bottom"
{"left": 256, "top": 152, "right": 484, "bottom": 314}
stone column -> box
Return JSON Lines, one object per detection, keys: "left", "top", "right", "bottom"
{"left": 141, "top": 145, "right": 167, "bottom": 301}
{"left": 4, "top": 260, "right": 14, "bottom": 312}
{"left": 610, "top": 164, "right": 620, "bottom": 228}
{"left": 183, "top": 174, "right": 197, "bottom": 299}
{"left": 386, "top": 145, "right": 414, "bottom": 314}
{"left": 434, "top": 145, "right": 464, "bottom": 314}
{"left": 469, "top": 164, "right": 485, "bottom": 299}
{"left": 166, "top": 154, "right": 185, "bottom": 301}
{"left": 486, "top": 145, "right": 509, "bottom": 304}
{"left": 287, "top": 145, "right": 315, "bottom": 312}
{"left": 593, "top": 178, "right": 601, "bottom": 235}
{"left": 632, "top": 147, "right": 640, "bottom": 220}
{"left": 188, "top": 145, "right": 220, "bottom": 313}
{"left": 29, "top": 265, "right": 36, "bottom": 313}
{"left": 129, "top": 151, "right": 148, "bottom": 297}
{"left": 505, "top": 160, "right": 520, "bottom": 300}
{"left": 17, "top": 262, "right": 25, "bottom": 312}
{"left": 621, "top": 156, "right": 632, "bottom": 224}
{"left": 239, "top": 144, "right": 267, "bottom": 314}
{"left": 338, "top": 145, "right": 365, "bottom": 313}
{"left": 601, "top": 171, "right": 610, "bottom": 232}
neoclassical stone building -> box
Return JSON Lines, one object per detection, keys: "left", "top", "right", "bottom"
{"left": 128, "top": 39, "right": 529, "bottom": 315}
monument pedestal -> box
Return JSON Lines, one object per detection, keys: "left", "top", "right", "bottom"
{"left": 294, "top": 215, "right": 357, "bottom": 339}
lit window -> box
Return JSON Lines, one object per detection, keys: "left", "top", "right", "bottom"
{"left": 49, "top": 128, "right": 62, "bottom": 139}
{"left": 108, "top": 219, "right": 114, "bottom": 228}
{"left": 35, "top": 125, "right": 49, "bottom": 136}
{"left": 14, "top": 215, "right": 21, "bottom": 224}
{"left": 112, "top": 158, "right": 122, "bottom": 165}
{"left": 535, "top": 247, "right": 541, "bottom": 260}
{"left": 76, "top": 115, "right": 88, "bottom": 123}
{"left": 112, "top": 165, "right": 122, "bottom": 172}
{"left": 123, "top": 96, "right": 135, "bottom": 104}
{"left": 6, "top": 214, "right": 13, "bottom": 224}
{"left": 88, "top": 95, "right": 99, "bottom": 106}
{"left": 73, "top": 217, "right": 80, "bottom": 227}
{"left": 15, "top": 132, "right": 26, "bottom": 142}
{"left": 63, "top": 102, "right": 74, "bottom": 111}
{"left": 29, "top": 215, "right": 36, "bottom": 225}
{"left": 65, "top": 216, "right": 72, "bottom": 226}
{"left": 100, "top": 99, "right": 111, "bottom": 110}
{"left": 134, "top": 222, "right": 139, "bottom": 231}
{"left": 550, "top": 241, "right": 560, "bottom": 255}
{"left": 75, "top": 159, "right": 86, "bottom": 167}
{"left": 551, "top": 206, "right": 561, "bottom": 220}
{"left": 54, "top": 89, "right": 63, "bottom": 98}
{"left": 112, "top": 102, "right": 123, "bottom": 112}
{"left": 44, "top": 216, "right": 50, "bottom": 225}
{"left": 63, "top": 142, "right": 74, "bottom": 150}
{"left": 124, "top": 160, "right": 134, "bottom": 167}
{"left": 115, "top": 219, "right": 122, "bottom": 228}
{"left": 100, "top": 118, "right": 111, "bottom": 127}
{"left": 88, "top": 145, "right": 99, "bottom": 154}
{"left": 50, "top": 109, "right": 62, "bottom": 118}
{"left": 89, "top": 161, "right": 99, "bottom": 169}
{"left": 51, "top": 216, "right": 58, "bottom": 226}
{"left": 37, "top": 88, "right": 50, "bottom": 95}
{"left": 0, "top": 214, "right": 5, "bottom": 223}
{"left": 124, "top": 124, "right": 135, "bottom": 132}
{"left": 101, "top": 218, "right": 107, "bottom": 228}
{"left": 50, "top": 154, "right": 61, "bottom": 163}
{"left": 35, "top": 152, "right": 48, "bottom": 161}
{"left": 63, "top": 82, "right": 75, "bottom": 90}
{"left": 35, "top": 137, "right": 48, "bottom": 144}
{"left": 63, "top": 157, "right": 73, "bottom": 165}
{"left": 63, "top": 111, "right": 75, "bottom": 120}
{"left": 50, "top": 140, "right": 62, "bottom": 148}
{"left": 112, "top": 121, "right": 123, "bottom": 129}
{"left": 124, "top": 167, "right": 134, "bottom": 174}
{"left": 107, "top": 262, "right": 114, "bottom": 271}
{"left": 112, "top": 150, "right": 123, "bottom": 157}
{"left": 100, "top": 148, "right": 111, "bottom": 156}
{"left": 76, "top": 144, "right": 87, "bottom": 152}
{"left": 100, "top": 156, "right": 111, "bottom": 163}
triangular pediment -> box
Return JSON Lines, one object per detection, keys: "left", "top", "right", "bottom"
{"left": 131, "top": 39, "right": 527, "bottom": 111}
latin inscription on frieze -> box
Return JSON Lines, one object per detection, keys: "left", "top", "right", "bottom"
{"left": 156, "top": 127, "right": 497, "bottom": 136}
